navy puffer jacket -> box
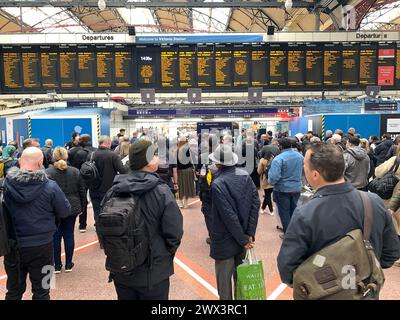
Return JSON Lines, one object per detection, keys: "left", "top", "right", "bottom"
{"left": 210, "top": 166, "right": 260, "bottom": 260}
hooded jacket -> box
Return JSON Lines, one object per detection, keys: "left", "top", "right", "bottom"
{"left": 375, "top": 139, "right": 394, "bottom": 166}
{"left": 109, "top": 170, "right": 183, "bottom": 288}
{"left": 4, "top": 167, "right": 71, "bottom": 248}
{"left": 343, "top": 146, "right": 370, "bottom": 189}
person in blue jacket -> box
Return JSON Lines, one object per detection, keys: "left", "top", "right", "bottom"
{"left": 268, "top": 137, "right": 304, "bottom": 238}
{"left": 3, "top": 147, "right": 71, "bottom": 300}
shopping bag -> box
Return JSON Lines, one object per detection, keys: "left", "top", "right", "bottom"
{"left": 236, "top": 248, "right": 266, "bottom": 300}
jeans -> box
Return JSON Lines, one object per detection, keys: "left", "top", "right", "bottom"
{"left": 273, "top": 191, "right": 300, "bottom": 233}
{"left": 4, "top": 242, "right": 54, "bottom": 300}
{"left": 114, "top": 278, "right": 170, "bottom": 300}
{"left": 90, "top": 191, "right": 106, "bottom": 228}
{"left": 262, "top": 189, "right": 274, "bottom": 212}
{"left": 79, "top": 188, "right": 88, "bottom": 229}
{"left": 200, "top": 192, "right": 213, "bottom": 236}
{"left": 54, "top": 215, "right": 77, "bottom": 268}
{"left": 214, "top": 249, "right": 246, "bottom": 300}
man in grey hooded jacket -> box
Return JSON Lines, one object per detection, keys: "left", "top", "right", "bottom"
{"left": 343, "top": 136, "right": 370, "bottom": 191}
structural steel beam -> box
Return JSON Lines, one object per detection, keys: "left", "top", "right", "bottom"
{"left": 0, "top": 0, "right": 316, "bottom": 9}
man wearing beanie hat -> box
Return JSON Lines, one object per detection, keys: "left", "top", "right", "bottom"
{"left": 106, "top": 140, "right": 183, "bottom": 300}
{"left": 208, "top": 144, "right": 260, "bottom": 300}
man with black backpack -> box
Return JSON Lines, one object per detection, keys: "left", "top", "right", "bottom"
{"left": 68, "top": 134, "right": 97, "bottom": 232}
{"left": 278, "top": 143, "right": 400, "bottom": 300}
{"left": 98, "top": 139, "right": 183, "bottom": 300}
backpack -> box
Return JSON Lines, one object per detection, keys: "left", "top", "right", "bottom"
{"left": 293, "top": 191, "right": 385, "bottom": 300}
{"left": 97, "top": 190, "right": 149, "bottom": 274}
{"left": 80, "top": 151, "right": 100, "bottom": 189}
{"left": 368, "top": 157, "right": 400, "bottom": 199}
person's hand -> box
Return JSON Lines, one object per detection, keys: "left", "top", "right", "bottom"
{"left": 388, "top": 209, "right": 395, "bottom": 216}
{"left": 173, "top": 183, "right": 179, "bottom": 191}
{"left": 244, "top": 242, "right": 254, "bottom": 250}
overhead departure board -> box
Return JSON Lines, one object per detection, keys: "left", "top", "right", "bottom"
{"left": 60, "top": 50, "right": 77, "bottom": 89}
{"left": 3, "top": 51, "right": 23, "bottom": 89}
{"left": 114, "top": 48, "right": 133, "bottom": 88}
{"left": 305, "top": 45, "right": 323, "bottom": 86}
{"left": 22, "top": 51, "right": 41, "bottom": 89}
{"left": 78, "top": 50, "right": 96, "bottom": 88}
{"left": 251, "top": 45, "right": 268, "bottom": 86}
{"left": 378, "top": 44, "right": 395, "bottom": 87}
{"left": 179, "top": 46, "right": 196, "bottom": 88}
{"left": 215, "top": 46, "right": 233, "bottom": 87}
{"left": 287, "top": 45, "right": 305, "bottom": 86}
{"left": 342, "top": 44, "right": 358, "bottom": 86}
{"left": 41, "top": 50, "right": 59, "bottom": 89}
{"left": 2, "top": 42, "right": 400, "bottom": 94}
{"left": 161, "top": 47, "right": 179, "bottom": 88}
{"left": 233, "top": 47, "right": 250, "bottom": 87}
{"left": 359, "top": 44, "right": 377, "bottom": 86}
{"left": 324, "top": 45, "right": 341, "bottom": 86}
{"left": 137, "top": 49, "right": 156, "bottom": 86}
{"left": 97, "top": 48, "right": 113, "bottom": 88}
{"left": 269, "top": 45, "right": 286, "bottom": 86}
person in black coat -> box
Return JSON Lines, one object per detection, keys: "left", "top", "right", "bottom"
{"left": 68, "top": 134, "right": 97, "bottom": 232}
{"left": 277, "top": 143, "right": 400, "bottom": 293}
{"left": 374, "top": 134, "right": 394, "bottom": 166}
{"left": 46, "top": 147, "right": 87, "bottom": 274}
{"left": 209, "top": 144, "right": 260, "bottom": 300}
{"left": 109, "top": 140, "right": 183, "bottom": 300}
{"left": 89, "top": 136, "right": 128, "bottom": 228}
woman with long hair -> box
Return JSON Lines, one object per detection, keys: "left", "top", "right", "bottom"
{"left": 46, "top": 147, "right": 86, "bottom": 273}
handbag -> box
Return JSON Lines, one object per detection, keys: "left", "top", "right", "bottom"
{"left": 236, "top": 248, "right": 266, "bottom": 300}
{"left": 368, "top": 157, "right": 400, "bottom": 200}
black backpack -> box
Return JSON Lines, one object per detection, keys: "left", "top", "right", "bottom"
{"left": 368, "top": 157, "right": 400, "bottom": 200}
{"left": 97, "top": 190, "right": 149, "bottom": 273}
{"left": 80, "top": 151, "right": 100, "bottom": 189}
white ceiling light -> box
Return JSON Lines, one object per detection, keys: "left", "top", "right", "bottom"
{"left": 285, "top": 0, "right": 293, "bottom": 10}
{"left": 98, "top": 0, "right": 106, "bottom": 11}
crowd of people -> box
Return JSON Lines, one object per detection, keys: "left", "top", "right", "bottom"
{"left": 0, "top": 125, "right": 400, "bottom": 300}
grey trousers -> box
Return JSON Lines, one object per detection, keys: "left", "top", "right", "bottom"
{"left": 214, "top": 249, "right": 246, "bottom": 300}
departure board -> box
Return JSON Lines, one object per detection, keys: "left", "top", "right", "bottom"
{"left": 41, "top": 51, "right": 59, "bottom": 89}
{"left": 161, "top": 48, "right": 179, "bottom": 88}
{"left": 60, "top": 50, "right": 77, "bottom": 89}
{"left": 233, "top": 47, "right": 250, "bottom": 87}
{"left": 269, "top": 45, "right": 286, "bottom": 86}
{"left": 22, "top": 51, "right": 41, "bottom": 89}
{"left": 78, "top": 51, "right": 96, "bottom": 88}
{"left": 179, "top": 47, "right": 196, "bottom": 88}
{"left": 251, "top": 46, "right": 268, "bottom": 86}
{"left": 378, "top": 45, "right": 395, "bottom": 86}
{"left": 324, "top": 45, "right": 341, "bottom": 86}
{"left": 341, "top": 44, "right": 358, "bottom": 86}
{"left": 359, "top": 44, "right": 377, "bottom": 86}
{"left": 3, "top": 51, "right": 23, "bottom": 89}
{"left": 306, "top": 45, "right": 323, "bottom": 86}
{"left": 2, "top": 42, "right": 400, "bottom": 94}
{"left": 137, "top": 49, "right": 156, "bottom": 86}
{"left": 215, "top": 47, "right": 233, "bottom": 87}
{"left": 97, "top": 49, "right": 113, "bottom": 88}
{"left": 287, "top": 46, "right": 305, "bottom": 86}
{"left": 114, "top": 48, "right": 133, "bottom": 88}
{"left": 197, "top": 46, "right": 213, "bottom": 87}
